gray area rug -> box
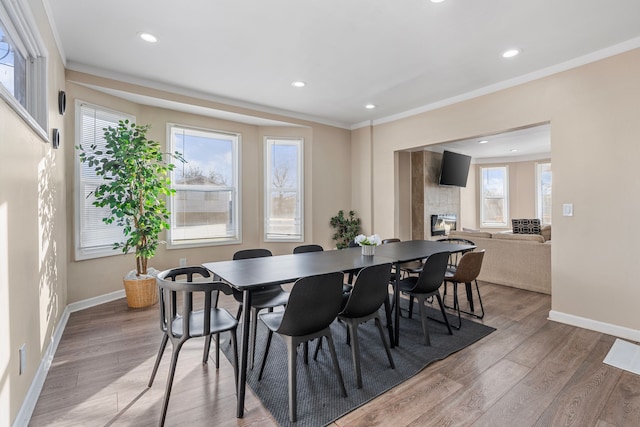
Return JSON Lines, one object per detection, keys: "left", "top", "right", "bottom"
{"left": 224, "top": 305, "right": 495, "bottom": 427}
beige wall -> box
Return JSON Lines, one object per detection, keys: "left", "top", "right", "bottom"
{"left": 360, "top": 48, "right": 640, "bottom": 331}
{"left": 64, "top": 78, "right": 351, "bottom": 303}
{"left": 1, "top": 0, "right": 67, "bottom": 423}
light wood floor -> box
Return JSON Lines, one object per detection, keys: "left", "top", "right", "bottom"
{"left": 29, "top": 282, "right": 640, "bottom": 427}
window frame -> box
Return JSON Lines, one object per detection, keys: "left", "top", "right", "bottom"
{"left": 167, "top": 123, "right": 241, "bottom": 248}
{"left": 0, "top": 0, "right": 48, "bottom": 140}
{"left": 263, "top": 137, "right": 304, "bottom": 242}
{"left": 479, "top": 165, "right": 509, "bottom": 228}
{"left": 535, "top": 162, "right": 552, "bottom": 225}
{"left": 74, "top": 101, "right": 135, "bottom": 260}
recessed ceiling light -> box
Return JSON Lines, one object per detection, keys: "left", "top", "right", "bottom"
{"left": 510, "top": 149, "right": 518, "bottom": 152}
{"left": 431, "top": 0, "right": 446, "bottom": 3}
{"left": 502, "top": 49, "right": 520, "bottom": 58}
{"left": 291, "top": 81, "right": 306, "bottom": 88}
{"left": 138, "top": 32, "right": 158, "bottom": 43}
{"left": 365, "top": 104, "right": 376, "bottom": 109}
{"left": 478, "top": 140, "right": 489, "bottom": 144}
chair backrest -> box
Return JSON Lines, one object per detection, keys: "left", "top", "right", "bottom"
{"left": 233, "top": 248, "right": 272, "bottom": 260}
{"left": 448, "top": 250, "right": 485, "bottom": 283}
{"left": 437, "top": 237, "right": 475, "bottom": 268}
{"left": 157, "top": 266, "right": 233, "bottom": 339}
{"left": 277, "top": 272, "right": 344, "bottom": 337}
{"left": 411, "top": 251, "right": 450, "bottom": 294}
{"left": 341, "top": 263, "right": 392, "bottom": 318}
{"left": 293, "top": 244, "right": 324, "bottom": 254}
{"left": 382, "top": 238, "right": 400, "bottom": 244}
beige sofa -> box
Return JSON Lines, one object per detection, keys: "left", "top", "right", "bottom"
{"left": 447, "top": 228, "right": 551, "bottom": 294}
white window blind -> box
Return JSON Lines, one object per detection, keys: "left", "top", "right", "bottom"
{"left": 75, "top": 102, "right": 134, "bottom": 260}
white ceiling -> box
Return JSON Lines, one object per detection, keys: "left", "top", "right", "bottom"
{"left": 46, "top": 0, "right": 640, "bottom": 135}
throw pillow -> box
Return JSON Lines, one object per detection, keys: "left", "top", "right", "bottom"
{"left": 512, "top": 218, "right": 541, "bottom": 234}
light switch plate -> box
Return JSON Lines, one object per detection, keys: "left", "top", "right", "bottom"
{"left": 562, "top": 203, "right": 573, "bottom": 217}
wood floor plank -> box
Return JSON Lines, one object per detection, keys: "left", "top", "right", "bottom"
{"left": 407, "top": 359, "right": 530, "bottom": 426}
{"left": 533, "top": 335, "right": 621, "bottom": 426}
{"left": 598, "top": 370, "right": 640, "bottom": 426}
{"left": 471, "top": 327, "right": 603, "bottom": 426}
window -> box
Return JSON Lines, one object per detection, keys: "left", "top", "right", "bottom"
{"left": 0, "top": 0, "right": 47, "bottom": 138}
{"left": 169, "top": 125, "right": 240, "bottom": 247}
{"left": 536, "top": 162, "right": 552, "bottom": 225}
{"left": 480, "top": 166, "right": 509, "bottom": 227}
{"left": 75, "top": 102, "right": 134, "bottom": 260}
{"left": 264, "top": 138, "right": 303, "bottom": 241}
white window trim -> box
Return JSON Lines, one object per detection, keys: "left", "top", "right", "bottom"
{"left": 535, "top": 162, "right": 552, "bottom": 225}
{"left": 166, "top": 123, "right": 242, "bottom": 249}
{"left": 480, "top": 165, "right": 509, "bottom": 228}
{"left": 74, "top": 100, "right": 135, "bottom": 260}
{"left": 0, "top": 0, "right": 48, "bottom": 140}
{"left": 263, "top": 137, "right": 304, "bottom": 243}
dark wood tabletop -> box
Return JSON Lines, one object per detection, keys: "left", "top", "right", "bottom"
{"left": 202, "top": 246, "right": 395, "bottom": 290}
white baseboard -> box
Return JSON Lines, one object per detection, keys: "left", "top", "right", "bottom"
{"left": 549, "top": 310, "right": 640, "bottom": 342}
{"left": 12, "top": 290, "right": 126, "bottom": 427}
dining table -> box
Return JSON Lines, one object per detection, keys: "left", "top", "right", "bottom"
{"left": 202, "top": 239, "right": 475, "bottom": 418}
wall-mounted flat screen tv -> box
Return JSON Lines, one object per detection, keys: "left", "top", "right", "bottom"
{"left": 438, "top": 150, "right": 471, "bottom": 187}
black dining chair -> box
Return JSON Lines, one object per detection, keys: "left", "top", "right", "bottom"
{"left": 337, "top": 263, "right": 395, "bottom": 388}
{"left": 232, "top": 248, "right": 289, "bottom": 369}
{"left": 257, "top": 271, "right": 347, "bottom": 422}
{"left": 148, "top": 266, "right": 238, "bottom": 426}
{"left": 443, "top": 250, "right": 485, "bottom": 329}
{"left": 293, "top": 244, "right": 324, "bottom": 254}
{"left": 397, "top": 251, "right": 451, "bottom": 345}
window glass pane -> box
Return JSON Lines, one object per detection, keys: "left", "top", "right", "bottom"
{"left": 537, "top": 163, "right": 552, "bottom": 224}
{"left": 265, "top": 138, "right": 303, "bottom": 241}
{"left": 480, "top": 166, "right": 508, "bottom": 227}
{"left": 170, "top": 126, "right": 239, "bottom": 246}
{"left": 75, "top": 104, "right": 133, "bottom": 259}
{"left": 0, "top": 24, "right": 26, "bottom": 107}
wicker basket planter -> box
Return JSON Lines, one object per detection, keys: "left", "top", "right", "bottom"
{"left": 123, "top": 276, "right": 158, "bottom": 308}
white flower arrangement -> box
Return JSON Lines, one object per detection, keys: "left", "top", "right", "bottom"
{"left": 354, "top": 234, "right": 382, "bottom": 246}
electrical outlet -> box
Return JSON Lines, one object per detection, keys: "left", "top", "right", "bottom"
{"left": 179, "top": 258, "right": 187, "bottom": 267}
{"left": 19, "top": 344, "right": 26, "bottom": 375}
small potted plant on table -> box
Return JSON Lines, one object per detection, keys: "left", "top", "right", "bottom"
{"left": 77, "top": 120, "right": 182, "bottom": 308}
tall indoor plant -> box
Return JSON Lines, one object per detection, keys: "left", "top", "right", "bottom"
{"left": 77, "top": 119, "right": 182, "bottom": 308}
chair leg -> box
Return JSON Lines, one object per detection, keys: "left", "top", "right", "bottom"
{"left": 374, "top": 317, "right": 395, "bottom": 369}
{"left": 159, "top": 341, "right": 184, "bottom": 427}
{"left": 148, "top": 333, "right": 168, "bottom": 387}
{"left": 325, "top": 332, "right": 348, "bottom": 398}
{"left": 313, "top": 337, "right": 323, "bottom": 361}
{"left": 214, "top": 333, "right": 220, "bottom": 368}
{"left": 416, "top": 296, "right": 431, "bottom": 346}
{"left": 452, "top": 283, "right": 462, "bottom": 329}
{"left": 230, "top": 330, "right": 239, "bottom": 388}
{"left": 286, "top": 337, "right": 298, "bottom": 423}
{"left": 435, "top": 293, "right": 453, "bottom": 335}
{"left": 408, "top": 295, "right": 415, "bottom": 319}
{"left": 473, "top": 280, "right": 485, "bottom": 319}
{"left": 249, "top": 308, "right": 259, "bottom": 369}
{"left": 258, "top": 330, "right": 274, "bottom": 381}
{"left": 346, "top": 322, "right": 363, "bottom": 389}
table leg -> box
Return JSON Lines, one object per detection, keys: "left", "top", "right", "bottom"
{"left": 394, "top": 264, "right": 401, "bottom": 346}
{"left": 237, "top": 289, "right": 252, "bottom": 418}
